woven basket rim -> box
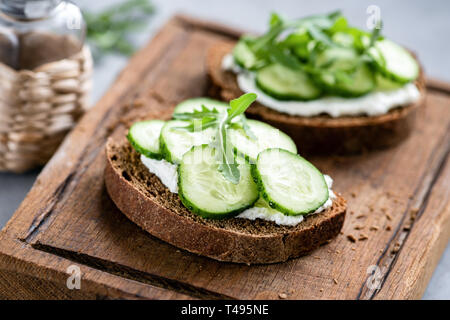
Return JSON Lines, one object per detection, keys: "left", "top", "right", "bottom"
{"left": 0, "top": 45, "right": 90, "bottom": 74}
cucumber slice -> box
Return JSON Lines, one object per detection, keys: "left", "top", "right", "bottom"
{"left": 256, "top": 63, "right": 321, "bottom": 100}
{"left": 315, "top": 62, "right": 375, "bottom": 97}
{"left": 173, "top": 98, "right": 228, "bottom": 114}
{"left": 228, "top": 119, "right": 297, "bottom": 163}
{"left": 178, "top": 145, "right": 259, "bottom": 219}
{"left": 233, "top": 40, "right": 259, "bottom": 70}
{"left": 160, "top": 120, "right": 215, "bottom": 164}
{"left": 313, "top": 47, "right": 375, "bottom": 96}
{"left": 369, "top": 39, "right": 419, "bottom": 83}
{"left": 252, "top": 148, "right": 329, "bottom": 215}
{"left": 375, "top": 73, "right": 403, "bottom": 91}
{"left": 315, "top": 47, "right": 359, "bottom": 71}
{"left": 127, "top": 120, "right": 165, "bottom": 159}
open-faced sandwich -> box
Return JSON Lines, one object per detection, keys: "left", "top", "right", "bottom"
{"left": 105, "top": 94, "right": 346, "bottom": 264}
{"left": 207, "top": 11, "right": 425, "bottom": 154}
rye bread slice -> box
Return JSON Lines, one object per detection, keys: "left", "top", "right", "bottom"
{"left": 104, "top": 138, "right": 346, "bottom": 264}
{"left": 207, "top": 41, "right": 426, "bottom": 155}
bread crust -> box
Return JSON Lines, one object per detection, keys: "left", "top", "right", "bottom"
{"left": 207, "top": 41, "right": 426, "bottom": 155}
{"left": 104, "top": 139, "right": 346, "bottom": 264}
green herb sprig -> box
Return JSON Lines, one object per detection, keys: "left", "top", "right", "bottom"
{"left": 172, "top": 93, "right": 257, "bottom": 184}
{"left": 236, "top": 11, "right": 383, "bottom": 88}
{"left": 84, "top": 0, "right": 155, "bottom": 59}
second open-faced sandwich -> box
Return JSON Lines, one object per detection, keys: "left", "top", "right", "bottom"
{"left": 105, "top": 94, "right": 346, "bottom": 264}
{"left": 207, "top": 11, "right": 425, "bottom": 154}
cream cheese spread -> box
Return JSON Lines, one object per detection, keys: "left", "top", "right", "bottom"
{"left": 140, "top": 155, "right": 179, "bottom": 193}
{"left": 222, "top": 54, "right": 420, "bottom": 117}
{"left": 141, "top": 155, "right": 335, "bottom": 226}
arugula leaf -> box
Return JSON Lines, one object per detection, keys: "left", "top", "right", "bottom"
{"left": 215, "top": 119, "right": 240, "bottom": 184}
{"left": 240, "top": 116, "right": 257, "bottom": 140}
{"left": 173, "top": 105, "right": 220, "bottom": 120}
{"left": 267, "top": 44, "right": 304, "bottom": 69}
{"left": 234, "top": 10, "right": 387, "bottom": 93}
{"left": 172, "top": 117, "right": 218, "bottom": 132}
{"left": 368, "top": 21, "right": 383, "bottom": 48}
{"left": 329, "top": 16, "right": 348, "bottom": 34}
{"left": 280, "top": 29, "right": 310, "bottom": 48}
{"left": 251, "top": 27, "right": 282, "bottom": 53}
{"left": 245, "top": 11, "right": 346, "bottom": 73}
{"left": 327, "top": 10, "right": 343, "bottom": 21}
{"left": 215, "top": 93, "right": 257, "bottom": 183}
{"left": 269, "top": 12, "right": 284, "bottom": 28}
{"left": 227, "top": 93, "right": 257, "bottom": 120}
{"left": 171, "top": 94, "right": 258, "bottom": 184}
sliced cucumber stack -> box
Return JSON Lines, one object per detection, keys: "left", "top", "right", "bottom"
{"left": 256, "top": 63, "right": 321, "bottom": 100}
{"left": 178, "top": 145, "right": 259, "bottom": 219}
{"left": 229, "top": 12, "right": 421, "bottom": 102}
{"left": 160, "top": 120, "right": 215, "bottom": 164}
{"left": 228, "top": 119, "right": 297, "bottom": 163}
{"left": 252, "top": 148, "right": 329, "bottom": 215}
{"left": 173, "top": 97, "right": 228, "bottom": 114}
{"left": 127, "top": 120, "right": 165, "bottom": 159}
{"left": 369, "top": 39, "right": 419, "bottom": 84}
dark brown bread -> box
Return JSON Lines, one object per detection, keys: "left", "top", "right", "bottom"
{"left": 104, "top": 138, "right": 346, "bottom": 264}
{"left": 207, "top": 41, "right": 426, "bottom": 155}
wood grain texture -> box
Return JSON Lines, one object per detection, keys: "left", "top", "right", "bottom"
{"left": 0, "top": 15, "right": 448, "bottom": 300}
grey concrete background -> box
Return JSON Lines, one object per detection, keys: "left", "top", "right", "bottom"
{"left": 0, "top": 0, "right": 448, "bottom": 299}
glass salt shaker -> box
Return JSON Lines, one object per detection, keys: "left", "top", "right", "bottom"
{"left": 0, "top": 0, "right": 86, "bottom": 70}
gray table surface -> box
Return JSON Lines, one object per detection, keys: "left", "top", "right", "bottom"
{"left": 0, "top": 0, "right": 448, "bottom": 299}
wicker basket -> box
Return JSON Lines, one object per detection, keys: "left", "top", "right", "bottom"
{"left": 0, "top": 46, "right": 92, "bottom": 173}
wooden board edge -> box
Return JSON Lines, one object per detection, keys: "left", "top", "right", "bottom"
{"left": 0, "top": 269, "right": 100, "bottom": 299}
{"left": 174, "top": 14, "right": 242, "bottom": 39}
{"left": 0, "top": 14, "right": 449, "bottom": 300}
{"left": 408, "top": 213, "right": 450, "bottom": 299}
{"left": 375, "top": 155, "right": 450, "bottom": 300}
{"left": 359, "top": 128, "right": 450, "bottom": 300}
{"left": 0, "top": 236, "right": 194, "bottom": 300}
{"left": 426, "top": 78, "right": 450, "bottom": 94}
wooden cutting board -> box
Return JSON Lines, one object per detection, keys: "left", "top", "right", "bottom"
{"left": 0, "top": 15, "right": 448, "bottom": 300}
